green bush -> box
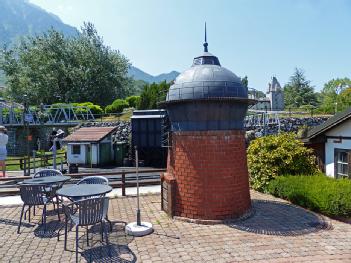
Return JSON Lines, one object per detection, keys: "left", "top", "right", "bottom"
{"left": 72, "top": 102, "right": 103, "bottom": 115}
{"left": 126, "top": 96, "right": 141, "bottom": 108}
{"left": 247, "top": 132, "right": 318, "bottom": 191}
{"left": 49, "top": 102, "right": 103, "bottom": 115}
{"left": 268, "top": 174, "right": 351, "bottom": 217}
{"left": 105, "top": 99, "right": 129, "bottom": 113}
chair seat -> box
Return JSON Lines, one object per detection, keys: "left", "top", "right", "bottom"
{"left": 70, "top": 214, "right": 80, "bottom": 225}
{"left": 43, "top": 196, "right": 49, "bottom": 204}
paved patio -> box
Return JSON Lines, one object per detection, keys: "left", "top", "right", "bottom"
{"left": 0, "top": 191, "right": 351, "bottom": 262}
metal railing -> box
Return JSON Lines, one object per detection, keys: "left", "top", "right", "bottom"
{"left": 0, "top": 103, "right": 95, "bottom": 125}
{"left": 0, "top": 168, "right": 166, "bottom": 197}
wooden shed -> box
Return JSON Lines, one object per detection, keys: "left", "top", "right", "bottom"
{"left": 63, "top": 127, "right": 117, "bottom": 167}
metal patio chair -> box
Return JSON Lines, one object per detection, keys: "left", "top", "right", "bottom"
{"left": 76, "top": 176, "right": 112, "bottom": 229}
{"left": 61, "top": 197, "right": 110, "bottom": 262}
{"left": 33, "top": 169, "right": 63, "bottom": 178}
{"left": 33, "top": 169, "right": 64, "bottom": 219}
{"left": 77, "top": 176, "right": 109, "bottom": 186}
{"left": 18, "top": 184, "right": 57, "bottom": 234}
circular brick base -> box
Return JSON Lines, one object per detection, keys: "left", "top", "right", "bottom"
{"left": 173, "top": 206, "right": 254, "bottom": 225}
{"left": 167, "top": 130, "right": 251, "bottom": 220}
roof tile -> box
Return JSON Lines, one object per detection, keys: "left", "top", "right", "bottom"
{"left": 63, "top": 127, "right": 116, "bottom": 142}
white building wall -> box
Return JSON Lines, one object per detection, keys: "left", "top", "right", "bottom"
{"left": 67, "top": 143, "right": 87, "bottom": 164}
{"left": 325, "top": 120, "right": 351, "bottom": 177}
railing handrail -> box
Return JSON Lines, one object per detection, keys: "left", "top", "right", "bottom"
{"left": 0, "top": 168, "right": 166, "bottom": 182}
{"left": 0, "top": 168, "right": 166, "bottom": 197}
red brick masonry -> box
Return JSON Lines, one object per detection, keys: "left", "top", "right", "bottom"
{"left": 166, "top": 130, "right": 251, "bottom": 220}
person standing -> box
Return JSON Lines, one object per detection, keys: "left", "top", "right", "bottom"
{"left": 0, "top": 126, "right": 8, "bottom": 177}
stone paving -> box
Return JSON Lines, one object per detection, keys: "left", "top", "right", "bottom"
{"left": 0, "top": 191, "right": 351, "bottom": 262}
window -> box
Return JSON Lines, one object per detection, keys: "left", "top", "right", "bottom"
{"left": 335, "top": 149, "right": 350, "bottom": 179}
{"left": 72, "top": 145, "right": 81, "bottom": 155}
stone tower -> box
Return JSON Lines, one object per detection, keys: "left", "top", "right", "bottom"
{"left": 267, "top": 76, "right": 284, "bottom": 111}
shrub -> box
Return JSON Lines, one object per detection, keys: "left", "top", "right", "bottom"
{"left": 105, "top": 99, "right": 129, "bottom": 113}
{"left": 72, "top": 102, "right": 103, "bottom": 115}
{"left": 126, "top": 96, "right": 141, "bottom": 108}
{"left": 49, "top": 102, "right": 103, "bottom": 115}
{"left": 268, "top": 174, "right": 351, "bottom": 217}
{"left": 247, "top": 132, "right": 318, "bottom": 191}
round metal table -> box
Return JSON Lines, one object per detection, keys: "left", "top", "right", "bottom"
{"left": 56, "top": 184, "right": 112, "bottom": 199}
{"left": 21, "top": 176, "right": 71, "bottom": 185}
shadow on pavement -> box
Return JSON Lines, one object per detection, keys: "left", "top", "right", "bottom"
{"left": 227, "top": 199, "right": 332, "bottom": 236}
{"left": 34, "top": 219, "right": 64, "bottom": 238}
{"left": 0, "top": 217, "right": 34, "bottom": 228}
{"left": 63, "top": 221, "right": 135, "bottom": 262}
{"left": 82, "top": 244, "right": 136, "bottom": 263}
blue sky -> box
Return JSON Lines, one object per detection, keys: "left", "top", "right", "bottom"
{"left": 30, "top": 0, "right": 351, "bottom": 92}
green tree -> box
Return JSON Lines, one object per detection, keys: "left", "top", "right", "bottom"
{"left": 241, "top": 76, "right": 248, "bottom": 88}
{"left": 283, "top": 68, "right": 318, "bottom": 109}
{"left": 0, "top": 23, "right": 131, "bottom": 106}
{"left": 126, "top": 95, "right": 141, "bottom": 108}
{"left": 318, "top": 78, "right": 351, "bottom": 114}
{"left": 247, "top": 133, "right": 318, "bottom": 191}
{"left": 105, "top": 99, "right": 129, "bottom": 113}
{"left": 138, "top": 81, "right": 170, "bottom": 110}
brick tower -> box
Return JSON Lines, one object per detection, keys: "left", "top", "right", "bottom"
{"left": 161, "top": 28, "right": 255, "bottom": 221}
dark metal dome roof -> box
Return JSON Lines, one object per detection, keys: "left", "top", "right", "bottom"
{"left": 166, "top": 37, "right": 247, "bottom": 102}
{"left": 162, "top": 25, "right": 254, "bottom": 132}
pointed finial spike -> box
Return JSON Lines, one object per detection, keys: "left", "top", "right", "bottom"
{"left": 205, "top": 22, "right": 207, "bottom": 43}
{"left": 203, "top": 22, "right": 208, "bottom": 52}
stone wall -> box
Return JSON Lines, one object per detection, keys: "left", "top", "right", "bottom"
{"left": 6, "top": 126, "right": 69, "bottom": 156}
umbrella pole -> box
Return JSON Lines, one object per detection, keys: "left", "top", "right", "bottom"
{"left": 135, "top": 146, "right": 141, "bottom": 226}
{"left": 125, "top": 145, "right": 153, "bottom": 237}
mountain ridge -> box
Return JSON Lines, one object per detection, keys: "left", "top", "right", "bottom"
{"left": 0, "top": 0, "right": 78, "bottom": 46}
{"left": 128, "top": 66, "right": 179, "bottom": 83}
{"left": 0, "top": 0, "right": 180, "bottom": 85}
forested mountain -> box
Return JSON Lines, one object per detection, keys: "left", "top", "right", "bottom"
{"left": 128, "top": 66, "right": 179, "bottom": 84}
{"left": 0, "top": 0, "right": 179, "bottom": 87}
{"left": 0, "top": 0, "right": 77, "bottom": 46}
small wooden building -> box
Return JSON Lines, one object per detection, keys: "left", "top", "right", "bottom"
{"left": 63, "top": 127, "right": 117, "bottom": 166}
{"left": 303, "top": 107, "right": 351, "bottom": 179}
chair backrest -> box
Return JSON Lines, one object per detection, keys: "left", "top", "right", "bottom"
{"left": 34, "top": 169, "right": 63, "bottom": 178}
{"left": 19, "top": 184, "right": 47, "bottom": 205}
{"left": 65, "top": 197, "right": 107, "bottom": 226}
{"left": 77, "top": 176, "right": 109, "bottom": 185}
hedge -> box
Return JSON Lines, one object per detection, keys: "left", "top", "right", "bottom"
{"left": 268, "top": 174, "right": 351, "bottom": 217}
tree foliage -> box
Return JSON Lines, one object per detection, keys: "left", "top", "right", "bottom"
{"left": 0, "top": 23, "right": 131, "bottom": 106}
{"left": 126, "top": 95, "right": 140, "bottom": 108}
{"left": 241, "top": 76, "right": 248, "bottom": 88}
{"left": 283, "top": 68, "right": 318, "bottom": 109}
{"left": 318, "top": 78, "right": 351, "bottom": 114}
{"left": 138, "top": 81, "right": 170, "bottom": 110}
{"left": 72, "top": 102, "right": 103, "bottom": 115}
{"left": 247, "top": 133, "right": 318, "bottom": 191}
{"left": 105, "top": 99, "right": 129, "bottom": 113}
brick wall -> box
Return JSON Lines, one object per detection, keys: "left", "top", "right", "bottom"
{"left": 166, "top": 130, "right": 251, "bottom": 220}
